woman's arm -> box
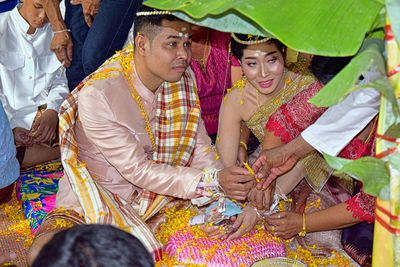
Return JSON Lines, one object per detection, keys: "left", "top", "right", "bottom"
{"left": 216, "top": 91, "right": 243, "bottom": 167}
{"left": 237, "top": 122, "right": 250, "bottom": 166}
{"left": 265, "top": 202, "right": 360, "bottom": 239}
{"left": 248, "top": 130, "right": 305, "bottom": 209}
{"left": 262, "top": 128, "right": 285, "bottom": 150}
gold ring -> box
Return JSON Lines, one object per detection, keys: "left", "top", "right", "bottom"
{"left": 271, "top": 225, "right": 276, "bottom": 232}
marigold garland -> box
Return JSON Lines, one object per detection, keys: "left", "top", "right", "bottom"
{"left": 155, "top": 207, "right": 285, "bottom": 267}
{"left": 83, "top": 45, "right": 156, "bottom": 150}
{"left": 0, "top": 190, "right": 33, "bottom": 266}
{"left": 154, "top": 202, "right": 357, "bottom": 266}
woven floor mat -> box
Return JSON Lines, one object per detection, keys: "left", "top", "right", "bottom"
{"left": 0, "top": 188, "right": 33, "bottom": 267}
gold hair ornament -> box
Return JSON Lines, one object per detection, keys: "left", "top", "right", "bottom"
{"left": 231, "top": 33, "right": 270, "bottom": 45}
{"left": 136, "top": 10, "right": 173, "bottom": 16}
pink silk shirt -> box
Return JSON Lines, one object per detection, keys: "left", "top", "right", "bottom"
{"left": 55, "top": 61, "right": 223, "bottom": 214}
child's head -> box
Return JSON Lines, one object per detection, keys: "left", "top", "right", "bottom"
{"left": 32, "top": 224, "right": 154, "bottom": 267}
{"left": 18, "top": 0, "right": 48, "bottom": 31}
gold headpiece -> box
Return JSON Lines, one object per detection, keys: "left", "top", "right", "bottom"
{"left": 231, "top": 33, "right": 270, "bottom": 45}
{"left": 136, "top": 10, "right": 173, "bottom": 16}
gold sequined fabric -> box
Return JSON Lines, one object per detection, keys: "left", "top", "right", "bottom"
{"left": 245, "top": 72, "right": 316, "bottom": 143}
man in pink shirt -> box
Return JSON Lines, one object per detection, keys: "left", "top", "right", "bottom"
{"left": 28, "top": 6, "right": 255, "bottom": 263}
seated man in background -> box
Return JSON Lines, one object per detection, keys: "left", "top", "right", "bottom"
{"left": 28, "top": 6, "right": 255, "bottom": 264}
{"left": 33, "top": 224, "right": 154, "bottom": 267}
{"left": 0, "top": 0, "right": 69, "bottom": 168}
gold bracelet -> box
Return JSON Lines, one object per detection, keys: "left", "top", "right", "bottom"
{"left": 298, "top": 213, "right": 306, "bottom": 237}
{"left": 239, "top": 141, "right": 247, "bottom": 151}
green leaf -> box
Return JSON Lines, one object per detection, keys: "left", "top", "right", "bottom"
{"left": 144, "top": 0, "right": 383, "bottom": 56}
{"left": 172, "top": 11, "right": 270, "bottom": 37}
{"left": 384, "top": 123, "right": 400, "bottom": 139}
{"left": 386, "top": 0, "right": 400, "bottom": 44}
{"left": 309, "top": 39, "right": 386, "bottom": 107}
{"left": 366, "top": 28, "right": 385, "bottom": 39}
{"left": 371, "top": 0, "right": 385, "bottom": 4}
{"left": 379, "top": 184, "right": 391, "bottom": 200}
{"left": 388, "top": 153, "right": 400, "bottom": 177}
{"left": 351, "top": 77, "right": 399, "bottom": 116}
{"left": 368, "top": 7, "right": 385, "bottom": 31}
{"left": 323, "top": 154, "right": 390, "bottom": 196}
{"left": 366, "top": 8, "right": 385, "bottom": 39}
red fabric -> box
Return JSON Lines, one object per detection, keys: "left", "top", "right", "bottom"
{"left": 265, "top": 80, "right": 377, "bottom": 222}
{"left": 265, "top": 81, "right": 326, "bottom": 144}
{"left": 345, "top": 184, "right": 376, "bottom": 224}
{"left": 231, "top": 54, "right": 240, "bottom": 66}
{"left": 190, "top": 30, "right": 233, "bottom": 135}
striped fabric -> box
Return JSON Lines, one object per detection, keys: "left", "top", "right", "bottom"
{"left": 138, "top": 70, "right": 201, "bottom": 220}
{"left": 58, "top": 48, "right": 201, "bottom": 261}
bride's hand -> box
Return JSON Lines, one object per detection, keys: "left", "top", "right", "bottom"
{"left": 200, "top": 222, "right": 230, "bottom": 240}
{"left": 226, "top": 205, "right": 259, "bottom": 240}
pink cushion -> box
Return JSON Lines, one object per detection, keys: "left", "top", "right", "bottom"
{"left": 164, "top": 227, "right": 286, "bottom": 266}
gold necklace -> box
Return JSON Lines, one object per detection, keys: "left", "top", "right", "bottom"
{"left": 120, "top": 49, "right": 156, "bottom": 151}
{"left": 256, "top": 70, "right": 288, "bottom": 114}
{"left": 87, "top": 45, "right": 156, "bottom": 151}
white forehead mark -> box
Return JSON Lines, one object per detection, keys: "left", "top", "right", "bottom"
{"left": 184, "top": 33, "right": 189, "bottom": 38}
{"left": 254, "top": 50, "right": 261, "bottom": 57}
{"left": 181, "top": 27, "right": 187, "bottom": 31}
{"left": 178, "top": 32, "right": 183, "bottom": 37}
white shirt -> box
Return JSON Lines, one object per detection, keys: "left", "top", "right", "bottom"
{"left": 0, "top": 5, "right": 69, "bottom": 130}
{"left": 301, "top": 67, "right": 381, "bottom": 156}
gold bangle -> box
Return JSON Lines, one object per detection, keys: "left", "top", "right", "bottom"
{"left": 239, "top": 141, "right": 247, "bottom": 151}
{"left": 298, "top": 213, "right": 306, "bottom": 237}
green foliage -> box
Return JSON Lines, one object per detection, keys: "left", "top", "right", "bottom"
{"left": 386, "top": 0, "right": 400, "bottom": 44}
{"left": 384, "top": 123, "right": 400, "bottom": 139}
{"left": 389, "top": 153, "right": 400, "bottom": 172}
{"left": 324, "top": 154, "right": 390, "bottom": 196}
{"left": 172, "top": 11, "right": 270, "bottom": 37}
{"left": 144, "top": 0, "right": 383, "bottom": 56}
{"left": 309, "top": 39, "right": 387, "bottom": 107}
{"left": 355, "top": 77, "right": 400, "bottom": 116}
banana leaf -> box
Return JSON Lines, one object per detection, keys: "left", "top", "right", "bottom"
{"left": 172, "top": 11, "right": 271, "bottom": 37}
{"left": 144, "top": 0, "right": 383, "bottom": 56}
{"left": 384, "top": 123, "right": 400, "bottom": 139}
{"left": 323, "top": 154, "right": 390, "bottom": 197}
{"left": 352, "top": 77, "right": 399, "bottom": 116}
{"left": 386, "top": 0, "right": 400, "bottom": 44}
{"left": 367, "top": 9, "right": 385, "bottom": 40}
{"left": 308, "top": 39, "right": 390, "bottom": 107}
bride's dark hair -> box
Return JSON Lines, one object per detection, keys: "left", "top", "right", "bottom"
{"left": 230, "top": 33, "right": 285, "bottom": 61}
